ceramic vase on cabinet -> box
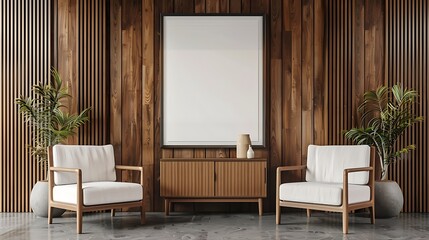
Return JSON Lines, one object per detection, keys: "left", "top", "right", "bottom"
{"left": 247, "top": 145, "right": 255, "bottom": 159}
{"left": 237, "top": 134, "right": 251, "bottom": 158}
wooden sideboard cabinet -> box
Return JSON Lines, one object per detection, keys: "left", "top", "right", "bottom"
{"left": 160, "top": 158, "right": 267, "bottom": 216}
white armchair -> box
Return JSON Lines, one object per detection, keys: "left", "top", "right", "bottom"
{"left": 48, "top": 145, "right": 145, "bottom": 233}
{"left": 276, "top": 145, "right": 375, "bottom": 234}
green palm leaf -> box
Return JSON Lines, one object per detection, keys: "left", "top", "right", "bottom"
{"left": 16, "top": 67, "right": 91, "bottom": 167}
{"left": 344, "top": 84, "right": 423, "bottom": 180}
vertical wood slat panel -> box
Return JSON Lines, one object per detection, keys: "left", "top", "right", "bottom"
{"left": 301, "top": 0, "right": 313, "bottom": 168}
{"left": 282, "top": 0, "right": 302, "bottom": 182}
{"left": 58, "top": 0, "right": 108, "bottom": 147}
{"left": 0, "top": 0, "right": 108, "bottom": 212}
{"left": 0, "top": 0, "right": 50, "bottom": 212}
{"left": 121, "top": 0, "right": 142, "bottom": 184}
{"left": 215, "top": 161, "right": 266, "bottom": 197}
{"left": 313, "top": 0, "right": 326, "bottom": 146}
{"left": 269, "top": 0, "right": 282, "bottom": 217}
{"left": 110, "top": 0, "right": 122, "bottom": 168}
{"left": 142, "top": 0, "right": 155, "bottom": 211}
{"left": 386, "top": 0, "right": 428, "bottom": 213}
{"left": 160, "top": 161, "right": 214, "bottom": 197}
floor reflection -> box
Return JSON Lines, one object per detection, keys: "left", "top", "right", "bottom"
{"left": 0, "top": 211, "right": 428, "bottom": 240}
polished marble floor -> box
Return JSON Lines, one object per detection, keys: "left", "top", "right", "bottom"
{"left": 0, "top": 211, "right": 428, "bottom": 240}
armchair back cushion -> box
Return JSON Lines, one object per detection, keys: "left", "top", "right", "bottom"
{"left": 305, "top": 145, "right": 370, "bottom": 184}
{"left": 52, "top": 145, "right": 116, "bottom": 185}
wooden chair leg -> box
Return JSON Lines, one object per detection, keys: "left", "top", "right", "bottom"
{"left": 48, "top": 206, "right": 52, "bottom": 224}
{"left": 306, "top": 209, "right": 311, "bottom": 218}
{"left": 276, "top": 202, "right": 281, "bottom": 224}
{"left": 342, "top": 211, "right": 349, "bottom": 234}
{"left": 369, "top": 206, "right": 375, "bottom": 224}
{"left": 164, "top": 199, "right": 170, "bottom": 216}
{"left": 140, "top": 205, "right": 146, "bottom": 224}
{"left": 111, "top": 209, "right": 115, "bottom": 217}
{"left": 77, "top": 209, "right": 83, "bottom": 234}
{"left": 258, "top": 198, "right": 263, "bottom": 216}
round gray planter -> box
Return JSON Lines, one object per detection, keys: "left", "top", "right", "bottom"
{"left": 30, "top": 181, "right": 65, "bottom": 218}
{"left": 375, "top": 181, "right": 403, "bottom": 218}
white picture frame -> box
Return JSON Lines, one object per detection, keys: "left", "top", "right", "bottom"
{"left": 162, "top": 15, "right": 265, "bottom": 147}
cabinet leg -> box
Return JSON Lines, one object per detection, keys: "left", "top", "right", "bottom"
{"left": 258, "top": 198, "right": 263, "bottom": 216}
{"left": 165, "top": 199, "right": 170, "bottom": 216}
{"left": 307, "top": 209, "right": 311, "bottom": 218}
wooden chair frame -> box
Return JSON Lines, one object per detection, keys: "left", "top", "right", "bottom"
{"left": 276, "top": 147, "right": 376, "bottom": 234}
{"left": 47, "top": 147, "right": 145, "bottom": 234}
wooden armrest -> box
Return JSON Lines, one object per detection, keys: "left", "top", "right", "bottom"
{"left": 277, "top": 165, "right": 306, "bottom": 173}
{"left": 343, "top": 166, "right": 373, "bottom": 174}
{"left": 276, "top": 165, "right": 306, "bottom": 191}
{"left": 50, "top": 167, "right": 81, "bottom": 174}
{"left": 276, "top": 165, "right": 306, "bottom": 205}
{"left": 48, "top": 167, "right": 82, "bottom": 205}
{"left": 115, "top": 165, "right": 143, "bottom": 171}
{"left": 342, "top": 166, "right": 374, "bottom": 205}
{"left": 115, "top": 165, "right": 143, "bottom": 185}
{"left": 343, "top": 166, "right": 374, "bottom": 184}
{"left": 343, "top": 166, "right": 374, "bottom": 185}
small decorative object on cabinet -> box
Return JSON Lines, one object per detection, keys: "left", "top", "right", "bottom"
{"left": 237, "top": 134, "right": 251, "bottom": 158}
{"left": 247, "top": 145, "right": 254, "bottom": 159}
{"left": 160, "top": 158, "right": 267, "bottom": 216}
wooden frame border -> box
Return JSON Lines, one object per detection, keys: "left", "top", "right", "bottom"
{"left": 160, "top": 14, "right": 267, "bottom": 148}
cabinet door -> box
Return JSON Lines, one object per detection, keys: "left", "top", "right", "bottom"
{"left": 215, "top": 161, "right": 266, "bottom": 197}
{"left": 160, "top": 161, "right": 214, "bottom": 197}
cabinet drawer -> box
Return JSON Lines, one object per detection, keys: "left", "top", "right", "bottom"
{"left": 215, "top": 161, "right": 266, "bottom": 197}
{"left": 160, "top": 161, "right": 214, "bottom": 197}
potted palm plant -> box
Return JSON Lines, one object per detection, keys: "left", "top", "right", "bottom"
{"left": 16, "top": 67, "right": 91, "bottom": 217}
{"left": 344, "top": 84, "right": 423, "bottom": 218}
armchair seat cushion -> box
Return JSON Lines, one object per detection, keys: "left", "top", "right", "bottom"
{"left": 53, "top": 181, "right": 143, "bottom": 206}
{"left": 279, "top": 182, "right": 370, "bottom": 206}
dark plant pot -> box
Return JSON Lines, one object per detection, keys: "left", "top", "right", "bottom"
{"left": 375, "top": 181, "right": 403, "bottom": 218}
{"left": 30, "top": 181, "right": 65, "bottom": 218}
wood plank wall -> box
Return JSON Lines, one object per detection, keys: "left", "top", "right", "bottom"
{"left": 57, "top": 0, "right": 109, "bottom": 146}
{"left": 0, "top": 0, "right": 51, "bottom": 212}
{"left": 1, "top": 0, "right": 428, "bottom": 213}
{"left": 325, "top": 0, "right": 385, "bottom": 144}
{"left": 386, "top": 0, "right": 428, "bottom": 213}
